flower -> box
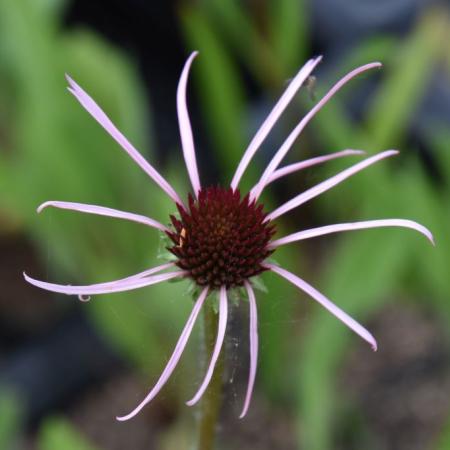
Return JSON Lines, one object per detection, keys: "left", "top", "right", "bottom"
{"left": 24, "top": 52, "right": 434, "bottom": 421}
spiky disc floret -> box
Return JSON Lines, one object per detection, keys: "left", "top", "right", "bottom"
{"left": 167, "top": 187, "right": 276, "bottom": 289}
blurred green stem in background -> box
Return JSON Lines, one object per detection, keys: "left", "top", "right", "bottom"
{"left": 196, "top": 303, "right": 224, "bottom": 450}
{"left": 0, "top": 389, "right": 23, "bottom": 450}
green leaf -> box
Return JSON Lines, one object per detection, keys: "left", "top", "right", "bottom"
{"left": 250, "top": 274, "right": 268, "bottom": 294}
{"left": 333, "top": 35, "right": 398, "bottom": 75}
{"left": 269, "top": 0, "right": 308, "bottom": 74}
{"left": 298, "top": 230, "right": 411, "bottom": 450}
{"left": 366, "top": 9, "right": 448, "bottom": 150}
{"left": 434, "top": 413, "right": 450, "bottom": 450}
{"left": 0, "top": 389, "right": 23, "bottom": 450}
{"left": 39, "top": 416, "right": 101, "bottom": 450}
{"left": 180, "top": 6, "right": 247, "bottom": 178}
{"left": 203, "top": 0, "right": 281, "bottom": 85}
{"left": 401, "top": 148, "right": 450, "bottom": 316}
{"left": 34, "top": 0, "right": 68, "bottom": 19}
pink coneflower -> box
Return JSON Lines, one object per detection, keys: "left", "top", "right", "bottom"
{"left": 24, "top": 52, "right": 433, "bottom": 421}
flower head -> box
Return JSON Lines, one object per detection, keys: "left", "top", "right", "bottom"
{"left": 168, "top": 187, "right": 276, "bottom": 288}
{"left": 24, "top": 52, "right": 434, "bottom": 421}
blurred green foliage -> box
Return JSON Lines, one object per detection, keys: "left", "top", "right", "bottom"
{"left": 0, "top": 0, "right": 193, "bottom": 431}
{"left": 0, "top": 389, "right": 23, "bottom": 450}
{"left": 180, "top": 2, "right": 450, "bottom": 450}
{"left": 0, "top": 0, "right": 449, "bottom": 449}
{"left": 435, "top": 412, "right": 450, "bottom": 450}
{"left": 39, "top": 416, "right": 99, "bottom": 450}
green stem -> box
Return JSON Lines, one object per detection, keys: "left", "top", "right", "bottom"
{"left": 196, "top": 303, "right": 224, "bottom": 450}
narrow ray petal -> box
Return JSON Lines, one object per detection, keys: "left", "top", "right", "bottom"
{"left": 266, "top": 149, "right": 365, "bottom": 186}
{"left": 70, "top": 262, "right": 175, "bottom": 301}
{"left": 266, "top": 150, "right": 397, "bottom": 222}
{"left": 117, "top": 287, "right": 209, "bottom": 421}
{"left": 251, "top": 62, "right": 382, "bottom": 200}
{"left": 38, "top": 201, "right": 169, "bottom": 233}
{"left": 177, "top": 52, "right": 201, "bottom": 197}
{"left": 186, "top": 285, "right": 228, "bottom": 406}
{"left": 231, "top": 56, "right": 323, "bottom": 190}
{"left": 65, "top": 75, "right": 184, "bottom": 206}
{"left": 91, "top": 262, "right": 175, "bottom": 287}
{"left": 267, "top": 264, "right": 377, "bottom": 350}
{"left": 269, "top": 219, "right": 435, "bottom": 248}
{"left": 24, "top": 270, "right": 185, "bottom": 296}
{"left": 240, "top": 282, "right": 258, "bottom": 419}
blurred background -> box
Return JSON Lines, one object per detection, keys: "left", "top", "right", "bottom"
{"left": 0, "top": 0, "right": 449, "bottom": 449}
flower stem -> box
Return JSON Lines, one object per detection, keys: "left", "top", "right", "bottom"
{"left": 196, "top": 303, "right": 224, "bottom": 450}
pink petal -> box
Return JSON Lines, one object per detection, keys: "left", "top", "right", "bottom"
{"left": 72, "top": 262, "right": 175, "bottom": 301}
{"left": 266, "top": 149, "right": 365, "bottom": 185}
{"left": 116, "top": 287, "right": 209, "bottom": 421}
{"left": 269, "top": 219, "right": 435, "bottom": 248}
{"left": 100, "top": 262, "right": 175, "bottom": 285}
{"left": 230, "top": 56, "right": 323, "bottom": 190}
{"left": 251, "top": 62, "right": 382, "bottom": 200}
{"left": 266, "top": 264, "right": 377, "bottom": 350}
{"left": 177, "top": 52, "right": 201, "bottom": 197}
{"left": 240, "top": 282, "right": 258, "bottom": 419}
{"left": 186, "top": 285, "right": 228, "bottom": 406}
{"left": 266, "top": 150, "right": 398, "bottom": 222}
{"left": 24, "top": 270, "right": 185, "bottom": 296}
{"left": 38, "top": 201, "right": 169, "bottom": 233}
{"left": 65, "top": 75, "right": 184, "bottom": 206}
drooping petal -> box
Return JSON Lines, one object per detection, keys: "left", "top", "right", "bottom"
{"left": 269, "top": 219, "right": 435, "bottom": 248}
{"left": 251, "top": 62, "right": 382, "bottom": 200}
{"left": 267, "top": 264, "right": 377, "bottom": 351}
{"left": 230, "top": 56, "right": 323, "bottom": 190}
{"left": 116, "top": 287, "right": 209, "bottom": 421}
{"left": 266, "top": 149, "right": 365, "bottom": 186}
{"left": 38, "top": 201, "right": 169, "bottom": 233}
{"left": 177, "top": 52, "right": 201, "bottom": 197}
{"left": 95, "top": 262, "right": 175, "bottom": 286}
{"left": 66, "top": 75, "right": 184, "bottom": 206}
{"left": 240, "top": 281, "right": 258, "bottom": 419}
{"left": 72, "top": 262, "right": 175, "bottom": 301}
{"left": 266, "top": 150, "right": 397, "bottom": 222}
{"left": 24, "top": 270, "right": 185, "bottom": 297}
{"left": 186, "top": 285, "right": 228, "bottom": 406}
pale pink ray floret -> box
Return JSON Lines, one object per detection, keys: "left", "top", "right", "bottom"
{"left": 24, "top": 52, "right": 434, "bottom": 421}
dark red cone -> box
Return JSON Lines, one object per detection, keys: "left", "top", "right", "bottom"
{"left": 167, "top": 187, "right": 276, "bottom": 289}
